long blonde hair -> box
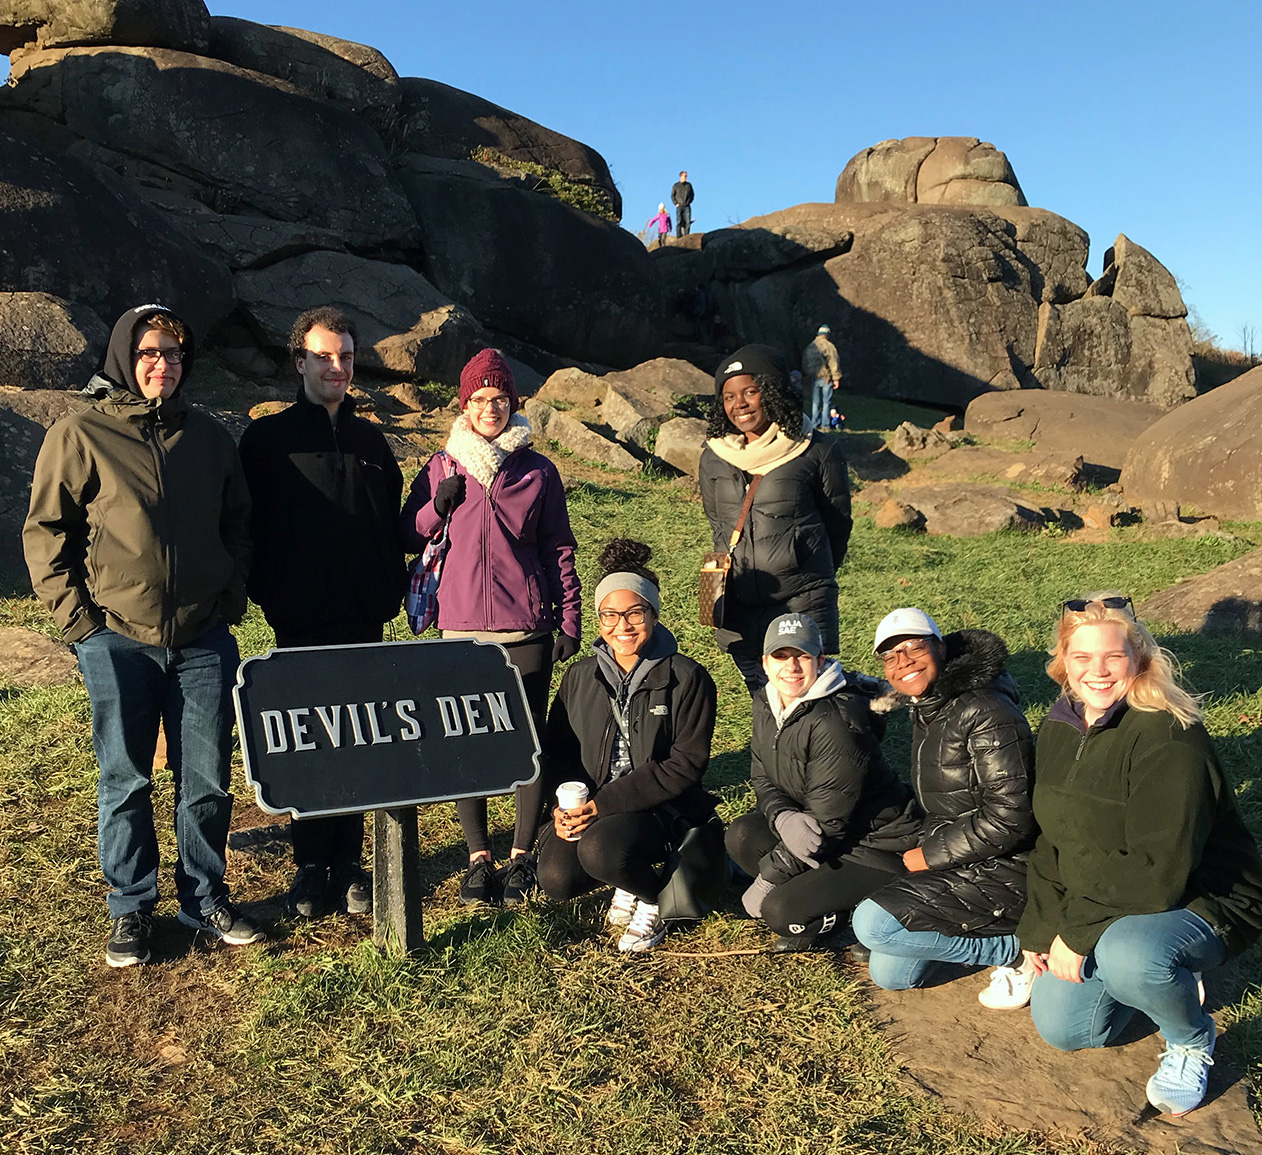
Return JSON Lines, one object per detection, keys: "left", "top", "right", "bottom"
{"left": 1046, "top": 591, "right": 1202, "bottom": 728}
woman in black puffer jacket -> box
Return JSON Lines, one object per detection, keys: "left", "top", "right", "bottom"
{"left": 852, "top": 607, "right": 1038, "bottom": 1006}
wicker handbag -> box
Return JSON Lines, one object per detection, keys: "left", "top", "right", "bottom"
{"left": 698, "top": 475, "right": 761, "bottom": 628}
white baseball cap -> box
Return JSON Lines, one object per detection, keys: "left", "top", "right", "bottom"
{"left": 873, "top": 607, "right": 942, "bottom": 654}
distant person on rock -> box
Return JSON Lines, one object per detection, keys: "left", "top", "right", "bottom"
{"left": 802, "top": 325, "right": 841, "bottom": 432}
{"left": 237, "top": 306, "right": 406, "bottom": 921}
{"left": 649, "top": 202, "right": 672, "bottom": 247}
{"left": 401, "top": 349, "right": 582, "bottom": 907}
{"left": 699, "top": 345, "right": 852, "bottom": 694}
{"left": 671, "top": 170, "right": 694, "bottom": 237}
{"left": 24, "top": 303, "right": 262, "bottom": 967}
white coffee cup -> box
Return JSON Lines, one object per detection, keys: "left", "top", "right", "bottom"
{"left": 556, "top": 782, "right": 589, "bottom": 840}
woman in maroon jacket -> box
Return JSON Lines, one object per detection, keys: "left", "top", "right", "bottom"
{"left": 401, "top": 349, "right": 582, "bottom": 906}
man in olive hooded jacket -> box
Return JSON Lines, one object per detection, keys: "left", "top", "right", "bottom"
{"left": 24, "top": 303, "right": 261, "bottom": 967}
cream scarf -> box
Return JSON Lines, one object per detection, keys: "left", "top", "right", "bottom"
{"left": 445, "top": 411, "right": 533, "bottom": 492}
{"left": 705, "top": 417, "right": 813, "bottom": 476}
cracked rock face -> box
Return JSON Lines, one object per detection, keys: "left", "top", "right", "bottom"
{"left": 836, "top": 137, "right": 1027, "bottom": 207}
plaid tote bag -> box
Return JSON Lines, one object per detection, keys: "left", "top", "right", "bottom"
{"left": 405, "top": 453, "right": 456, "bottom": 635}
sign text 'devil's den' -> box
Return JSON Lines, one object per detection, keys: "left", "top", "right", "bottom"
{"left": 233, "top": 639, "right": 540, "bottom": 819}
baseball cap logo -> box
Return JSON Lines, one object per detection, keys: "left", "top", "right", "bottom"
{"left": 778, "top": 617, "right": 804, "bottom": 635}
{"left": 724, "top": 360, "right": 743, "bottom": 373}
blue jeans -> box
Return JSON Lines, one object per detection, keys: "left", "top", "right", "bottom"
{"left": 808, "top": 376, "right": 832, "bottom": 431}
{"left": 852, "top": 898, "right": 1021, "bottom": 990}
{"left": 74, "top": 623, "right": 239, "bottom": 919}
{"left": 1029, "top": 909, "right": 1224, "bottom": 1052}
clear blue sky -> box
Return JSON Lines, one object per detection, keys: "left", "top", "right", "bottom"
{"left": 12, "top": 2, "right": 1261, "bottom": 346}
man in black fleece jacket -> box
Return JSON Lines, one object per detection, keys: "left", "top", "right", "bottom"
{"left": 238, "top": 306, "right": 406, "bottom": 918}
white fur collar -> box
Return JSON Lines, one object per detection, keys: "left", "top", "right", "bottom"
{"left": 445, "top": 412, "right": 533, "bottom": 492}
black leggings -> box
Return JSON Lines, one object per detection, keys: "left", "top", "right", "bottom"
{"left": 536, "top": 809, "right": 672, "bottom": 905}
{"left": 454, "top": 634, "right": 552, "bottom": 855}
{"left": 726, "top": 810, "right": 903, "bottom": 937}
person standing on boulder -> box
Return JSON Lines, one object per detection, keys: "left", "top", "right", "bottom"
{"left": 401, "top": 349, "right": 582, "bottom": 906}
{"left": 802, "top": 325, "right": 841, "bottom": 432}
{"left": 237, "top": 306, "right": 406, "bottom": 920}
{"left": 648, "top": 202, "right": 672, "bottom": 248}
{"left": 24, "top": 303, "right": 262, "bottom": 967}
{"left": 671, "top": 171, "right": 694, "bottom": 237}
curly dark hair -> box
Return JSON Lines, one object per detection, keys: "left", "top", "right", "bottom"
{"left": 598, "top": 538, "right": 659, "bottom": 588}
{"left": 706, "top": 372, "right": 804, "bottom": 440}
{"left": 289, "top": 306, "right": 359, "bottom": 357}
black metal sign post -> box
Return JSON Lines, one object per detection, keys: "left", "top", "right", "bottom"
{"left": 233, "top": 638, "right": 541, "bottom": 954}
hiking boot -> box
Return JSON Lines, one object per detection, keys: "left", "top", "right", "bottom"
{"left": 978, "top": 961, "right": 1037, "bottom": 1010}
{"left": 499, "top": 855, "right": 537, "bottom": 905}
{"left": 288, "top": 863, "right": 327, "bottom": 918}
{"left": 177, "top": 903, "right": 265, "bottom": 946}
{"left": 618, "top": 901, "right": 665, "bottom": 953}
{"left": 330, "top": 862, "right": 372, "bottom": 915}
{"left": 1146, "top": 1039, "right": 1215, "bottom": 1116}
{"left": 105, "top": 911, "right": 154, "bottom": 968}
{"left": 459, "top": 857, "right": 501, "bottom": 905}
{"left": 848, "top": 943, "right": 871, "bottom": 965}
{"left": 606, "top": 888, "right": 638, "bottom": 927}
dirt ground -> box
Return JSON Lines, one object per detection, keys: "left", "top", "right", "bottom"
{"left": 862, "top": 960, "right": 1261, "bottom": 1154}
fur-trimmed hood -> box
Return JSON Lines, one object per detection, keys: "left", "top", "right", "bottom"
{"left": 913, "top": 629, "right": 1019, "bottom": 717}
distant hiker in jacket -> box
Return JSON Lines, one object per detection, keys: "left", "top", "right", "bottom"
{"left": 699, "top": 344, "right": 852, "bottom": 694}
{"left": 24, "top": 303, "right": 262, "bottom": 968}
{"left": 400, "top": 349, "right": 582, "bottom": 907}
{"left": 801, "top": 325, "right": 841, "bottom": 432}
{"left": 726, "top": 613, "right": 918, "bottom": 952}
{"left": 238, "top": 306, "right": 406, "bottom": 921}
{"left": 538, "top": 539, "right": 719, "bottom": 953}
{"left": 852, "top": 608, "right": 1037, "bottom": 1006}
{"left": 649, "top": 203, "right": 672, "bottom": 247}
{"left": 1019, "top": 594, "right": 1262, "bottom": 1117}
{"left": 671, "top": 170, "right": 694, "bottom": 236}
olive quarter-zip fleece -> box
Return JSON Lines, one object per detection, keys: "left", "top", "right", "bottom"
{"left": 1018, "top": 698, "right": 1262, "bottom": 959}
{"left": 24, "top": 386, "right": 251, "bottom": 648}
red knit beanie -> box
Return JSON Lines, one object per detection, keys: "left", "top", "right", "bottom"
{"left": 459, "top": 348, "right": 519, "bottom": 412}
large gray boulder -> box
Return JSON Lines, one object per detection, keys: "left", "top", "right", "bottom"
{"left": 964, "top": 390, "right": 1163, "bottom": 472}
{"left": 1120, "top": 367, "right": 1262, "bottom": 521}
{"left": 897, "top": 484, "right": 1047, "bottom": 536}
{"left": 235, "top": 251, "right": 488, "bottom": 386}
{"left": 654, "top": 417, "right": 708, "bottom": 479}
{"left": 523, "top": 399, "right": 640, "bottom": 471}
{"left": 836, "top": 137, "right": 1027, "bottom": 208}
{"left": 0, "top": 130, "right": 235, "bottom": 338}
{"left": 0, "top": 292, "right": 109, "bottom": 389}
{"left": 1138, "top": 549, "right": 1262, "bottom": 635}
{"left": 1, "top": 46, "right": 418, "bottom": 249}
{"left": 206, "top": 18, "right": 399, "bottom": 115}
{"left": 0, "top": 0, "right": 209, "bottom": 54}
{"left": 395, "top": 156, "right": 661, "bottom": 368}
{"left": 396, "top": 78, "right": 620, "bottom": 220}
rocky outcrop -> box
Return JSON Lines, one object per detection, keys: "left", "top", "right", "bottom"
{"left": 892, "top": 484, "right": 1047, "bottom": 536}
{"left": 836, "top": 137, "right": 1026, "bottom": 208}
{"left": 523, "top": 399, "right": 640, "bottom": 471}
{"left": 1138, "top": 549, "right": 1262, "bottom": 635}
{"left": 0, "top": 131, "right": 234, "bottom": 339}
{"left": 0, "top": 293, "right": 109, "bottom": 390}
{"left": 0, "top": 0, "right": 209, "bottom": 54}
{"left": 394, "top": 155, "right": 660, "bottom": 368}
{"left": 206, "top": 18, "right": 399, "bottom": 115}
{"left": 1120, "top": 367, "right": 1262, "bottom": 522}
{"left": 654, "top": 417, "right": 707, "bottom": 478}
{"left": 1, "top": 46, "right": 419, "bottom": 249}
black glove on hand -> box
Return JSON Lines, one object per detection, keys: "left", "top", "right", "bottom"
{"left": 742, "top": 875, "right": 776, "bottom": 919}
{"left": 432, "top": 474, "right": 466, "bottom": 519}
{"left": 552, "top": 632, "right": 581, "bottom": 663}
{"left": 773, "top": 809, "right": 824, "bottom": 867}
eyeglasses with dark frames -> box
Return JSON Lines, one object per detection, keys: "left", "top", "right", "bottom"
{"left": 134, "top": 347, "right": 185, "bottom": 364}
{"left": 1061, "top": 596, "right": 1135, "bottom": 619}
{"left": 598, "top": 606, "right": 651, "bottom": 627}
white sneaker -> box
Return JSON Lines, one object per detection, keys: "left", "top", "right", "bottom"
{"left": 607, "top": 888, "right": 638, "bottom": 928}
{"left": 617, "top": 901, "right": 665, "bottom": 953}
{"left": 978, "top": 961, "right": 1036, "bottom": 1009}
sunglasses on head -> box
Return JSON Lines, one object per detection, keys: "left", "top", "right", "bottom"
{"left": 1061, "top": 596, "right": 1135, "bottom": 619}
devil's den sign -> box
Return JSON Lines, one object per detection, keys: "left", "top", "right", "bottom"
{"left": 233, "top": 639, "right": 540, "bottom": 818}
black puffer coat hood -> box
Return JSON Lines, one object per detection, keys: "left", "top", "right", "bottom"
{"left": 865, "top": 629, "right": 1037, "bottom": 937}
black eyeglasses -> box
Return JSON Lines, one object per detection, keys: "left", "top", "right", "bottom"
{"left": 1061, "top": 596, "right": 1135, "bottom": 619}
{"left": 135, "top": 348, "right": 184, "bottom": 364}
{"left": 879, "top": 638, "right": 933, "bottom": 666}
{"left": 598, "top": 606, "right": 651, "bottom": 627}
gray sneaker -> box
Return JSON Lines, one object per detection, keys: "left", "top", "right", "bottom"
{"left": 289, "top": 863, "right": 327, "bottom": 918}
{"left": 330, "top": 862, "right": 372, "bottom": 915}
{"left": 106, "top": 911, "right": 154, "bottom": 968}
{"left": 178, "top": 903, "right": 265, "bottom": 945}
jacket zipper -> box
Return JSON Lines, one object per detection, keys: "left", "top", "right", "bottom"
{"left": 145, "top": 417, "right": 174, "bottom": 647}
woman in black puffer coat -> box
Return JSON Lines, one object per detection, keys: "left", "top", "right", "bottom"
{"left": 851, "top": 607, "right": 1037, "bottom": 1004}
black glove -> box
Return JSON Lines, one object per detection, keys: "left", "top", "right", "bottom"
{"left": 552, "top": 632, "right": 581, "bottom": 663}
{"left": 773, "top": 810, "right": 824, "bottom": 867}
{"left": 432, "top": 474, "right": 465, "bottom": 519}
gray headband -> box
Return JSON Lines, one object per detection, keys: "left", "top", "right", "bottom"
{"left": 594, "top": 573, "right": 660, "bottom": 615}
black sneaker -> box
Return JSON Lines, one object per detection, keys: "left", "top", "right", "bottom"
{"left": 330, "top": 861, "right": 372, "bottom": 915}
{"left": 772, "top": 912, "right": 843, "bottom": 953}
{"left": 289, "top": 863, "right": 327, "bottom": 918}
{"left": 499, "top": 855, "right": 537, "bottom": 905}
{"left": 459, "top": 858, "right": 501, "bottom": 905}
{"left": 106, "top": 911, "right": 154, "bottom": 968}
{"left": 177, "top": 903, "right": 265, "bottom": 945}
